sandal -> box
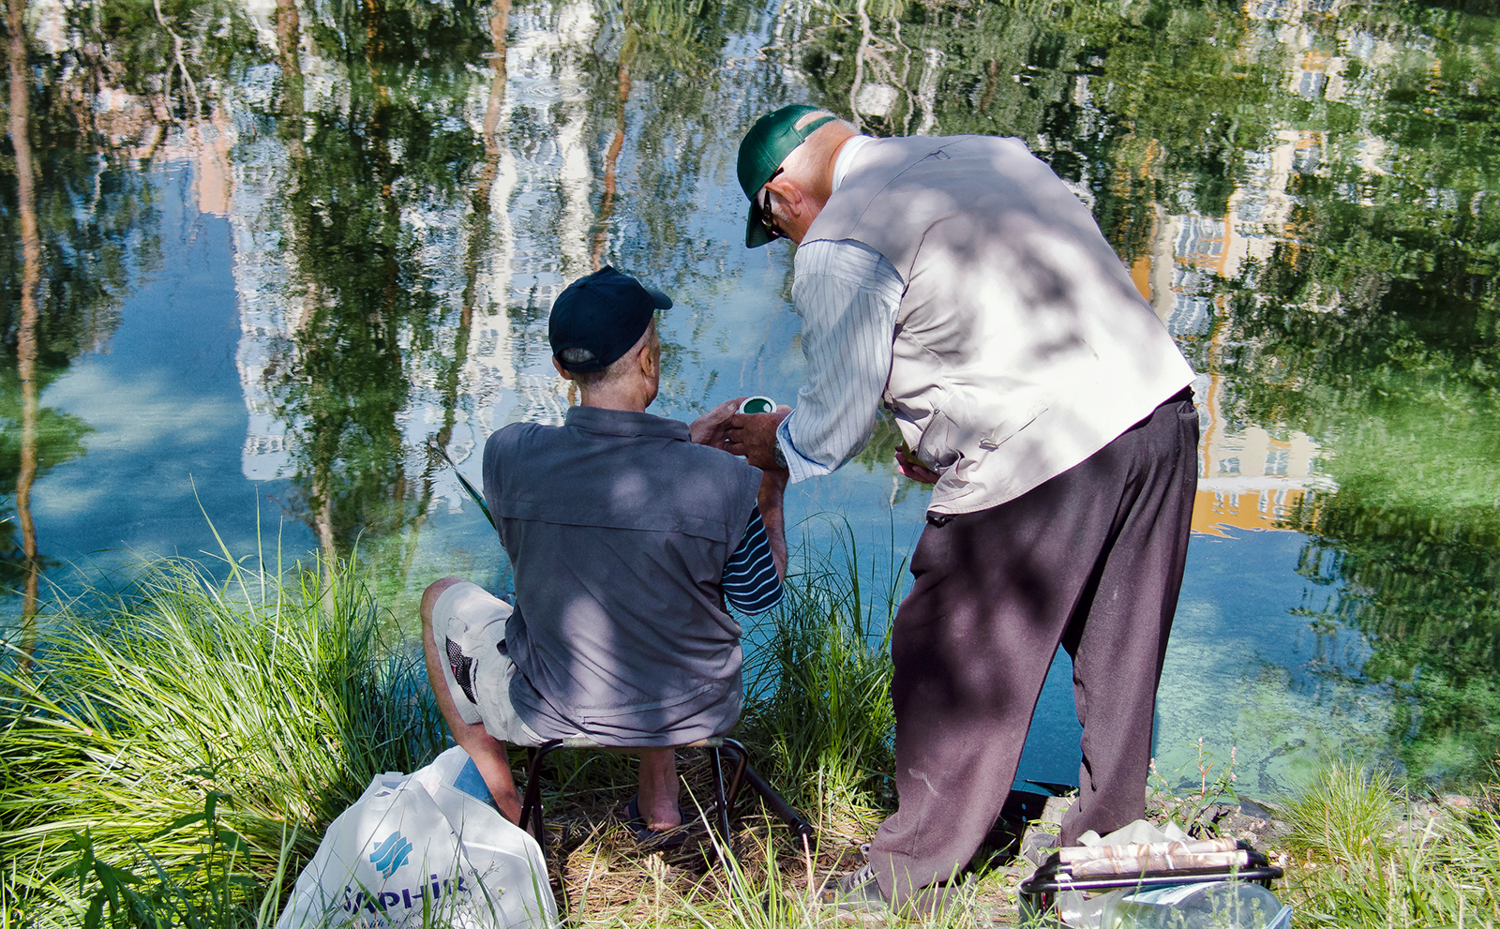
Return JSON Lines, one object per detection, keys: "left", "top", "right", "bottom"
{"left": 623, "top": 794, "right": 690, "bottom": 849}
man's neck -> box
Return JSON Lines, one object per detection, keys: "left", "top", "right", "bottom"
{"left": 579, "top": 388, "right": 650, "bottom": 413}
{"left": 812, "top": 127, "right": 860, "bottom": 201}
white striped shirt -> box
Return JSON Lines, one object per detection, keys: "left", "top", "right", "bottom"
{"left": 774, "top": 238, "right": 905, "bottom": 482}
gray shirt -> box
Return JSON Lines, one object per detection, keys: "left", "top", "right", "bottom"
{"left": 483, "top": 405, "right": 764, "bottom": 746}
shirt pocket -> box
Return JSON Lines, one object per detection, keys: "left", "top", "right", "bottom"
{"left": 915, "top": 390, "right": 1048, "bottom": 471}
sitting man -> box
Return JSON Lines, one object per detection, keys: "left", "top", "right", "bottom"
{"left": 421, "top": 266, "right": 787, "bottom": 839}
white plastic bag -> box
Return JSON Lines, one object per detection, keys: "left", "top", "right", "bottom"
{"left": 276, "top": 747, "right": 558, "bottom": 929}
{"left": 1063, "top": 881, "right": 1292, "bottom": 928}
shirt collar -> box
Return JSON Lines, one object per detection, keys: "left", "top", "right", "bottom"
{"left": 832, "top": 134, "right": 875, "bottom": 192}
{"left": 564, "top": 405, "right": 691, "bottom": 441}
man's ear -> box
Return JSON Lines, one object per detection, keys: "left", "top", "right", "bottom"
{"left": 552, "top": 357, "right": 574, "bottom": 380}
{"left": 766, "top": 171, "right": 800, "bottom": 210}
{"left": 639, "top": 341, "right": 659, "bottom": 379}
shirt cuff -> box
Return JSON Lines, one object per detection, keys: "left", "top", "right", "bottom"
{"left": 776, "top": 413, "right": 835, "bottom": 484}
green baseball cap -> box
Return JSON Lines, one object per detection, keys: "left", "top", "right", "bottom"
{"left": 737, "top": 105, "right": 837, "bottom": 248}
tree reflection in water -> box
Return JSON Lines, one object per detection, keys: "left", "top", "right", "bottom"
{"left": 2, "top": 0, "right": 155, "bottom": 653}
{"left": 264, "top": 0, "right": 479, "bottom": 565}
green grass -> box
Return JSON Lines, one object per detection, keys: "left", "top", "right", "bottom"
{"left": 0, "top": 551, "right": 445, "bottom": 926}
{"left": 1277, "top": 762, "right": 1500, "bottom": 928}
{"left": 736, "top": 526, "right": 898, "bottom": 840}
{"left": 5, "top": 532, "right": 1499, "bottom": 929}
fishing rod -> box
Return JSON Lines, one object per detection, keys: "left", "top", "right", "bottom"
{"left": 428, "top": 439, "right": 495, "bottom": 529}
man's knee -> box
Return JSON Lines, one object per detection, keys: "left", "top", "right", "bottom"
{"left": 421, "top": 577, "right": 470, "bottom": 635}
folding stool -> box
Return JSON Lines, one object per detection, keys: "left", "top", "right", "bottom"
{"left": 516, "top": 736, "right": 814, "bottom": 866}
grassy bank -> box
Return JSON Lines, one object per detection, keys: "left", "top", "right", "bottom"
{"left": 0, "top": 552, "right": 448, "bottom": 926}
{"left": 0, "top": 537, "right": 908, "bottom": 927}
{"left": 2, "top": 546, "right": 1497, "bottom": 927}
{"left": 1276, "top": 763, "right": 1500, "bottom": 928}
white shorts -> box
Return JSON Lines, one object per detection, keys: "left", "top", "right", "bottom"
{"left": 432, "top": 581, "right": 547, "bottom": 747}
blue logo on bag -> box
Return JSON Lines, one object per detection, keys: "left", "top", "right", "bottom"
{"left": 369, "top": 832, "right": 413, "bottom": 877}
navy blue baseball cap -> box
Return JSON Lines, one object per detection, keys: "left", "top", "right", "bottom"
{"left": 549, "top": 267, "right": 672, "bottom": 373}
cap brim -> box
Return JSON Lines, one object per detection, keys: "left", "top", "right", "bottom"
{"left": 745, "top": 201, "right": 774, "bottom": 249}
{"left": 642, "top": 285, "right": 673, "bottom": 310}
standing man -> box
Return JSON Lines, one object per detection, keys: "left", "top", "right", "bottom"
{"left": 720, "top": 106, "right": 1199, "bottom": 912}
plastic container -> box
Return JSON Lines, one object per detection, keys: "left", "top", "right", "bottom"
{"left": 1018, "top": 838, "right": 1284, "bottom": 927}
{"left": 737, "top": 396, "right": 776, "bottom": 414}
{"left": 1064, "top": 881, "right": 1291, "bottom": 929}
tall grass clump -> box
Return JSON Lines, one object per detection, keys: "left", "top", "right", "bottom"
{"left": 737, "top": 526, "right": 899, "bottom": 837}
{"left": 0, "top": 551, "right": 445, "bottom": 924}
{"left": 1279, "top": 761, "right": 1500, "bottom": 927}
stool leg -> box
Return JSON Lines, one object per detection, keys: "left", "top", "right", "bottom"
{"left": 709, "top": 747, "right": 731, "bottom": 855}
{"left": 723, "top": 739, "right": 816, "bottom": 849}
{"left": 519, "top": 740, "right": 562, "bottom": 866}
{"left": 718, "top": 739, "right": 750, "bottom": 822}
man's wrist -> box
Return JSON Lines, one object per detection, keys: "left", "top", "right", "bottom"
{"left": 772, "top": 440, "right": 787, "bottom": 469}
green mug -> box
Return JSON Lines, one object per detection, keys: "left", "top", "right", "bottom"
{"left": 738, "top": 396, "right": 776, "bottom": 415}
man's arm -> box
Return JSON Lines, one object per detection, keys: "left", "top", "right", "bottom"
{"left": 688, "top": 397, "right": 740, "bottom": 448}
{"left": 725, "top": 240, "right": 902, "bottom": 477}
{"left": 757, "top": 467, "right": 788, "bottom": 579}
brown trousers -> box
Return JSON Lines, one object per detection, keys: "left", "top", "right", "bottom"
{"left": 868, "top": 390, "right": 1199, "bottom": 904}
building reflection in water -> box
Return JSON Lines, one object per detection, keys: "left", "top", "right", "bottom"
{"left": 1137, "top": 145, "right": 1337, "bottom": 536}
